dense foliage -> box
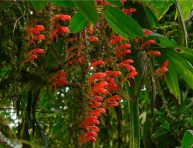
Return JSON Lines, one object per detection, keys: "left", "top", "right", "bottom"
{"left": 0, "top": 0, "right": 193, "bottom": 148}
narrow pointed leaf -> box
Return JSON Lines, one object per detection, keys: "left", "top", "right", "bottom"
{"left": 165, "top": 66, "right": 181, "bottom": 104}
{"left": 103, "top": 6, "right": 144, "bottom": 39}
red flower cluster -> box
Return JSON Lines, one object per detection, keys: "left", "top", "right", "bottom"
{"left": 115, "top": 43, "right": 131, "bottom": 58}
{"left": 80, "top": 68, "right": 107, "bottom": 144}
{"left": 23, "top": 24, "right": 46, "bottom": 63}
{"left": 51, "top": 71, "right": 68, "bottom": 89}
{"left": 110, "top": 35, "right": 125, "bottom": 44}
{"left": 155, "top": 60, "right": 170, "bottom": 75}
{"left": 28, "top": 24, "right": 46, "bottom": 45}
{"left": 109, "top": 35, "right": 138, "bottom": 82}
{"left": 50, "top": 14, "right": 71, "bottom": 42}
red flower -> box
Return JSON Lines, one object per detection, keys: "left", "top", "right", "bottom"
{"left": 54, "top": 14, "right": 71, "bottom": 22}
{"left": 88, "top": 72, "right": 107, "bottom": 83}
{"left": 144, "top": 29, "right": 152, "bottom": 36}
{"left": 33, "top": 34, "right": 46, "bottom": 41}
{"left": 91, "top": 60, "right": 105, "bottom": 67}
{"left": 122, "top": 59, "right": 134, "bottom": 64}
{"left": 23, "top": 54, "right": 38, "bottom": 63}
{"left": 146, "top": 50, "right": 161, "bottom": 57}
{"left": 122, "top": 8, "right": 137, "bottom": 14}
{"left": 142, "top": 40, "right": 156, "bottom": 47}
{"left": 110, "top": 35, "right": 125, "bottom": 44}
{"left": 162, "top": 60, "right": 170, "bottom": 68}
{"left": 116, "top": 44, "right": 131, "bottom": 50}
{"left": 89, "top": 96, "right": 103, "bottom": 103}
{"left": 27, "top": 48, "right": 45, "bottom": 55}
{"left": 56, "top": 24, "right": 69, "bottom": 35}
{"left": 86, "top": 126, "right": 100, "bottom": 132}
{"left": 119, "top": 63, "right": 136, "bottom": 71}
{"left": 34, "top": 25, "right": 45, "bottom": 31}
{"left": 89, "top": 36, "right": 99, "bottom": 42}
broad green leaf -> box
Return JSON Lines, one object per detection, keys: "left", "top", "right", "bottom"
{"left": 142, "top": 1, "right": 174, "bottom": 20}
{"left": 50, "top": 0, "right": 75, "bottom": 8}
{"left": 174, "top": 47, "right": 193, "bottom": 63}
{"left": 69, "top": 12, "right": 88, "bottom": 33}
{"left": 106, "top": 0, "right": 122, "bottom": 7}
{"left": 165, "top": 66, "right": 181, "bottom": 104}
{"left": 181, "top": 130, "right": 193, "bottom": 148}
{"left": 73, "top": 0, "right": 98, "bottom": 24}
{"left": 30, "top": 0, "right": 47, "bottom": 11}
{"left": 163, "top": 49, "right": 193, "bottom": 90}
{"left": 178, "top": 0, "right": 193, "bottom": 20}
{"left": 149, "top": 33, "right": 175, "bottom": 47}
{"left": 103, "top": 6, "right": 144, "bottom": 39}
{"left": 176, "top": 0, "right": 188, "bottom": 47}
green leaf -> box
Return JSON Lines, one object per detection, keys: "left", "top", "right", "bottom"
{"left": 103, "top": 6, "right": 144, "bottom": 39}
{"left": 174, "top": 47, "right": 193, "bottom": 63}
{"left": 143, "top": 1, "right": 174, "bottom": 20}
{"left": 69, "top": 12, "right": 89, "bottom": 33}
{"left": 165, "top": 66, "right": 181, "bottom": 104}
{"left": 50, "top": 0, "right": 75, "bottom": 8}
{"left": 149, "top": 33, "right": 175, "bottom": 47}
{"left": 30, "top": 0, "right": 47, "bottom": 11}
{"left": 106, "top": 0, "right": 122, "bottom": 7}
{"left": 73, "top": 0, "right": 98, "bottom": 24}
{"left": 181, "top": 130, "right": 193, "bottom": 148}
{"left": 128, "top": 2, "right": 159, "bottom": 28}
{"left": 163, "top": 49, "right": 193, "bottom": 90}
{"left": 176, "top": 0, "right": 188, "bottom": 47}
{"left": 178, "top": 0, "right": 193, "bottom": 20}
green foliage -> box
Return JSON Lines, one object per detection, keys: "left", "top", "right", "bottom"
{"left": 69, "top": 12, "right": 88, "bottom": 33}
{"left": 30, "top": 0, "right": 47, "bottom": 11}
{"left": 73, "top": 0, "right": 98, "bottom": 24}
{"left": 181, "top": 130, "right": 193, "bottom": 148}
{"left": 103, "top": 6, "right": 144, "bottom": 38}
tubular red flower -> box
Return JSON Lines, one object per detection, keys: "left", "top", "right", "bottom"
{"left": 144, "top": 29, "right": 153, "bottom": 36}
{"left": 86, "top": 126, "right": 100, "bottom": 132}
{"left": 142, "top": 40, "right": 156, "bottom": 46}
{"left": 119, "top": 63, "right": 136, "bottom": 71}
{"left": 122, "top": 8, "right": 137, "bottom": 14}
{"left": 116, "top": 44, "right": 131, "bottom": 50}
{"left": 54, "top": 14, "right": 71, "bottom": 22}
{"left": 33, "top": 34, "right": 46, "bottom": 41}
{"left": 23, "top": 54, "right": 38, "bottom": 63}
{"left": 88, "top": 72, "right": 107, "bottom": 82}
{"left": 56, "top": 25, "right": 69, "bottom": 35}
{"left": 146, "top": 50, "right": 161, "bottom": 57}
{"left": 162, "top": 60, "right": 170, "bottom": 68}
{"left": 34, "top": 25, "right": 45, "bottom": 31}
{"left": 91, "top": 60, "right": 105, "bottom": 67}
{"left": 122, "top": 59, "right": 134, "bottom": 64}
{"left": 27, "top": 48, "right": 45, "bottom": 54}
{"left": 110, "top": 35, "right": 125, "bottom": 44}
{"left": 89, "top": 36, "right": 99, "bottom": 42}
